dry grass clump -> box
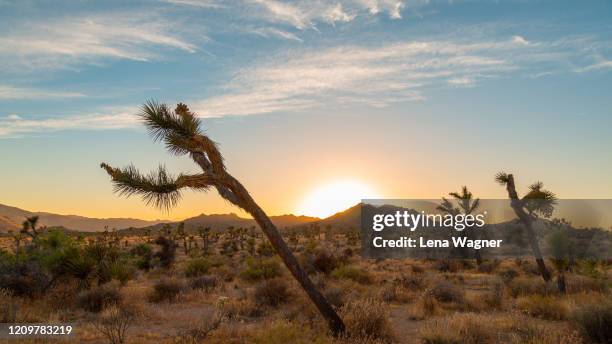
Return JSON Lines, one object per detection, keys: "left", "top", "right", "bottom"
{"left": 224, "top": 298, "right": 263, "bottom": 319}
{"left": 250, "top": 320, "right": 331, "bottom": 344}
{"left": 188, "top": 275, "right": 218, "bottom": 292}
{"left": 565, "top": 274, "right": 607, "bottom": 294}
{"left": 148, "top": 278, "right": 184, "bottom": 303}
{"left": 419, "top": 312, "right": 580, "bottom": 344}
{"left": 76, "top": 284, "right": 122, "bottom": 313}
{"left": 394, "top": 274, "right": 424, "bottom": 290}
{"left": 340, "top": 298, "right": 395, "bottom": 343}
{"left": 419, "top": 313, "right": 496, "bottom": 344}
{"left": 571, "top": 300, "right": 612, "bottom": 344}
{"left": 507, "top": 276, "right": 554, "bottom": 297}
{"left": 254, "top": 278, "right": 291, "bottom": 307}
{"left": 516, "top": 295, "right": 568, "bottom": 320}
{"left": 0, "top": 288, "right": 18, "bottom": 322}
{"left": 331, "top": 265, "right": 373, "bottom": 284}
{"left": 428, "top": 279, "right": 465, "bottom": 303}
{"left": 435, "top": 259, "right": 462, "bottom": 273}
{"left": 480, "top": 279, "right": 505, "bottom": 310}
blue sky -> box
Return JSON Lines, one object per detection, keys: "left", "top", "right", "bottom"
{"left": 0, "top": 0, "right": 611, "bottom": 219}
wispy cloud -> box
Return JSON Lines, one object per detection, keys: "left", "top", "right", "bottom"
{"left": 0, "top": 12, "right": 198, "bottom": 73}
{"left": 162, "top": 0, "right": 226, "bottom": 8}
{"left": 192, "top": 35, "right": 611, "bottom": 117}
{"left": 246, "top": 0, "right": 408, "bottom": 27}
{"left": 0, "top": 85, "right": 85, "bottom": 100}
{"left": 0, "top": 108, "right": 139, "bottom": 138}
{"left": 249, "top": 27, "right": 304, "bottom": 42}
{"left": 192, "top": 38, "right": 531, "bottom": 116}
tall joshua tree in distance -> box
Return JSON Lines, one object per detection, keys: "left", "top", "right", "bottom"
{"left": 437, "top": 186, "right": 482, "bottom": 264}
{"left": 495, "top": 172, "right": 557, "bottom": 283}
{"left": 100, "top": 101, "right": 345, "bottom": 335}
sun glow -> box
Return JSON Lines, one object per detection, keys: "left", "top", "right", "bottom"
{"left": 296, "top": 180, "right": 381, "bottom": 218}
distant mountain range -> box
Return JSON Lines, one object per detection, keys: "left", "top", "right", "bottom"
{"left": 2, "top": 199, "right": 609, "bottom": 234}
{"left": 0, "top": 203, "right": 320, "bottom": 233}
{"left": 0, "top": 203, "right": 167, "bottom": 233}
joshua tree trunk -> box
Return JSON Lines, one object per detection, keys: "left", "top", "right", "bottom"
{"left": 201, "top": 162, "right": 346, "bottom": 335}
{"left": 503, "top": 174, "right": 551, "bottom": 282}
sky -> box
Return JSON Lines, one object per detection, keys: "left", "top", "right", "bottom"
{"left": 0, "top": 0, "right": 611, "bottom": 220}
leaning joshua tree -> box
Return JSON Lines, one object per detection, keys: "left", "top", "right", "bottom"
{"left": 100, "top": 101, "right": 345, "bottom": 335}
{"left": 495, "top": 172, "right": 556, "bottom": 282}
{"left": 437, "top": 186, "right": 483, "bottom": 264}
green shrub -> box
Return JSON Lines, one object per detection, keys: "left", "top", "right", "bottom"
{"left": 185, "top": 258, "right": 212, "bottom": 277}
{"left": 240, "top": 258, "right": 282, "bottom": 281}
{"left": 331, "top": 265, "right": 372, "bottom": 284}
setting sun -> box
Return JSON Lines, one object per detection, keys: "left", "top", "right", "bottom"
{"left": 296, "top": 180, "right": 381, "bottom": 218}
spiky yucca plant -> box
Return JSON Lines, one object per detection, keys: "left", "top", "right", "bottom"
{"left": 495, "top": 172, "right": 557, "bottom": 282}
{"left": 100, "top": 101, "right": 345, "bottom": 335}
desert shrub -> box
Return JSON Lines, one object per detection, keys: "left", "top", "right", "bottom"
{"left": 331, "top": 265, "right": 372, "bottom": 284}
{"left": 130, "top": 243, "right": 152, "bottom": 257}
{"left": 176, "top": 309, "right": 224, "bottom": 343}
{"left": 517, "top": 295, "right": 567, "bottom": 320}
{"left": 148, "top": 278, "right": 184, "bottom": 303}
{"left": 394, "top": 274, "right": 424, "bottom": 290}
{"left": 240, "top": 258, "right": 281, "bottom": 281}
{"left": 428, "top": 280, "right": 465, "bottom": 303}
{"left": 185, "top": 258, "right": 212, "bottom": 277}
{"left": 340, "top": 298, "right": 395, "bottom": 343}
{"left": 435, "top": 259, "right": 461, "bottom": 273}
{"left": 93, "top": 305, "right": 137, "bottom": 344}
{"left": 189, "top": 275, "right": 218, "bottom": 292}
{"left": 131, "top": 244, "right": 153, "bottom": 271}
{"left": 411, "top": 264, "right": 425, "bottom": 274}
{"left": 0, "top": 260, "right": 49, "bottom": 297}
{"left": 225, "top": 298, "right": 263, "bottom": 319}
{"left": 572, "top": 301, "right": 612, "bottom": 344}
{"left": 254, "top": 278, "right": 290, "bottom": 307}
{"left": 256, "top": 242, "right": 275, "bottom": 257}
{"left": 477, "top": 260, "right": 499, "bottom": 273}
{"left": 76, "top": 285, "right": 122, "bottom": 313}
{"left": 507, "top": 276, "right": 553, "bottom": 297}
{"left": 497, "top": 268, "right": 519, "bottom": 282}
{"left": 109, "top": 262, "right": 135, "bottom": 286}
{"left": 311, "top": 250, "right": 340, "bottom": 274}
{"left": 323, "top": 286, "right": 345, "bottom": 309}
{"left": 154, "top": 236, "right": 176, "bottom": 268}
